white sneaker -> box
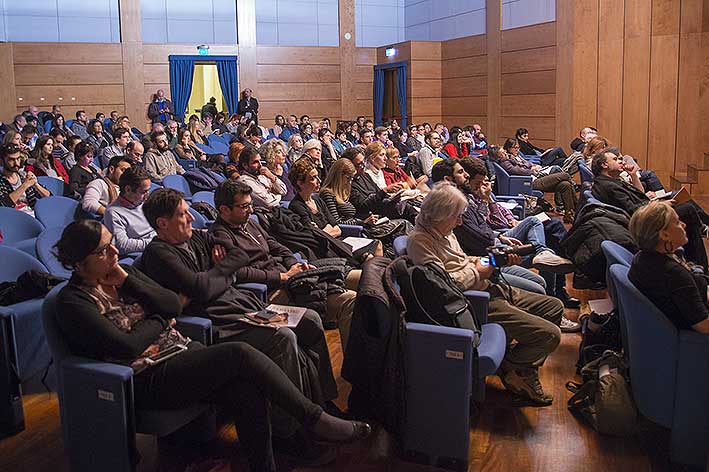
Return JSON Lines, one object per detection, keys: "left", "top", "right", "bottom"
{"left": 532, "top": 250, "right": 575, "bottom": 274}
{"left": 560, "top": 316, "right": 581, "bottom": 333}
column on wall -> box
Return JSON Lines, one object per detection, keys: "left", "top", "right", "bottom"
{"left": 119, "top": 0, "right": 145, "bottom": 127}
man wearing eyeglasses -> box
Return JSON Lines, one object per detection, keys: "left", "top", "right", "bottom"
{"left": 102, "top": 165, "right": 155, "bottom": 256}
{"left": 0, "top": 143, "right": 50, "bottom": 216}
{"left": 101, "top": 127, "right": 132, "bottom": 169}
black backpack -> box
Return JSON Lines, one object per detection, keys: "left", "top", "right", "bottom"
{"left": 393, "top": 258, "right": 481, "bottom": 347}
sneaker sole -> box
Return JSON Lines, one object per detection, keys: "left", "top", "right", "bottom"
{"left": 532, "top": 261, "right": 576, "bottom": 274}
{"left": 500, "top": 375, "right": 554, "bottom": 406}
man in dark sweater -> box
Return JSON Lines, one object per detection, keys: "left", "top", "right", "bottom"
{"left": 139, "top": 188, "right": 342, "bottom": 462}
{"left": 208, "top": 180, "right": 356, "bottom": 353}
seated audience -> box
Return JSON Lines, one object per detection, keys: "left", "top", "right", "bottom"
{"left": 138, "top": 189, "right": 353, "bottom": 458}
{"left": 3, "top": 131, "right": 30, "bottom": 164}
{"left": 299, "top": 139, "right": 326, "bottom": 181}
{"left": 210, "top": 180, "right": 358, "bottom": 353}
{"left": 7, "top": 114, "right": 26, "bottom": 134}
{"left": 300, "top": 123, "right": 314, "bottom": 142}
{"left": 101, "top": 127, "right": 131, "bottom": 169}
{"left": 62, "top": 135, "right": 82, "bottom": 169}
{"left": 82, "top": 155, "right": 133, "bottom": 216}
{"left": 103, "top": 166, "right": 155, "bottom": 256}
{"left": 570, "top": 126, "right": 598, "bottom": 153}
{"left": 50, "top": 128, "right": 69, "bottom": 161}
{"left": 50, "top": 113, "right": 73, "bottom": 137}
{"left": 26, "top": 135, "right": 70, "bottom": 184}
{"left": 20, "top": 124, "right": 38, "bottom": 151}
{"left": 383, "top": 147, "right": 429, "bottom": 193}
{"left": 470, "top": 123, "right": 488, "bottom": 153}
{"left": 407, "top": 182, "right": 563, "bottom": 405}
{"left": 496, "top": 141, "right": 577, "bottom": 223}
{"left": 164, "top": 119, "right": 178, "bottom": 148}
{"left": 174, "top": 128, "right": 207, "bottom": 161}
{"left": 318, "top": 128, "right": 337, "bottom": 171}
{"left": 236, "top": 146, "right": 286, "bottom": 208}
{"left": 406, "top": 124, "right": 423, "bottom": 152}
{"left": 434, "top": 122, "right": 449, "bottom": 143}
{"left": 581, "top": 135, "right": 609, "bottom": 167}
{"left": 188, "top": 120, "right": 208, "bottom": 146}
{"left": 391, "top": 129, "right": 416, "bottom": 161}
{"left": 143, "top": 131, "right": 184, "bottom": 183}
{"left": 374, "top": 127, "right": 392, "bottom": 148}
{"left": 272, "top": 114, "right": 286, "bottom": 138}
{"left": 52, "top": 219, "right": 368, "bottom": 471}
{"left": 279, "top": 115, "right": 300, "bottom": 142}
{"left": 125, "top": 140, "right": 144, "bottom": 165}
{"left": 0, "top": 143, "right": 50, "bottom": 215}
{"left": 410, "top": 131, "right": 444, "bottom": 178}
{"left": 515, "top": 128, "right": 568, "bottom": 167}
{"left": 332, "top": 127, "right": 351, "bottom": 156}
{"left": 591, "top": 148, "right": 708, "bottom": 268}
{"left": 288, "top": 159, "right": 342, "bottom": 239}
{"left": 628, "top": 201, "right": 709, "bottom": 333}
{"left": 443, "top": 128, "right": 471, "bottom": 159}
{"left": 212, "top": 113, "right": 230, "bottom": 135}
{"left": 70, "top": 110, "right": 89, "bottom": 140}
{"left": 117, "top": 116, "right": 140, "bottom": 141}
{"left": 347, "top": 145, "right": 417, "bottom": 223}
{"left": 244, "top": 124, "right": 263, "bottom": 150}
{"left": 260, "top": 139, "right": 294, "bottom": 200}
{"left": 358, "top": 128, "right": 374, "bottom": 147}
{"left": 86, "top": 119, "right": 112, "bottom": 156}
{"left": 68, "top": 142, "right": 102, "bottom": 198}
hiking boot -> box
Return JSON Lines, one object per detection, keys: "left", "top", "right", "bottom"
{"left": 560, "top": 316, "right": 581, "bottom": 333}
{"left": 501, "top": 367, "right": 553, "bottom": 406}
{"left": 532, "top": 250, "right": 575, "bottom": 274}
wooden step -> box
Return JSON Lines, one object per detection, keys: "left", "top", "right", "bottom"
{"left": 669, "top": 173, "right": 697, "bottom": 194}
{"left": 684, "top": 164, "right": 709, "bottom": 194}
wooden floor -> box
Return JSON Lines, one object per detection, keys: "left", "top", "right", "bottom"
{"left": 0, "top": 301, "right": 696, "bottom": 472}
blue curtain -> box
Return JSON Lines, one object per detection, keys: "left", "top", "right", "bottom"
{"left": 216, "top": 59, "right": 239, "bottom": 115}
{"left": 169, "top": 58, "right": 195, "bottom": 121}
{"left": 396, "top": 65, "right": 407, "bottom": 128}
{"left": 373, "top": 68, "right": 385, "bottom": 126}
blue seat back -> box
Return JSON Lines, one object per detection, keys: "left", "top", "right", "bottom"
{"left": 609, "top": 264, "right": 677, "bottom": 427}
{"left": 66, "top": 119, "right": 75, "bottom": 129}
{"left": 579, "top": 161, "right": 594, "bottom": 185}
{"left": 41, "top": 282, "right": 71, "bottom": 381}
{"left": 176, "top": 158, "right": 197, "bottom": 172}
{"left": 36, "top": 227, "right": 72, "bottom": 279}
{"left": 34, "top": 196, "right": 79, "bottom": 228}
{"left": 192, "top": 191, "right": 215, "bottom": 207}
{"left": 601, "top": 240, "right": 633, "bottom": 268}
{"left": 37, "top": 176, "right": 65, "bottom": 197}
{"left": 189, "top": 207, "right": 208, "bottom": 229}
{"left": 149, "top": 182, "right": 162, "bottom": 193}
{"left": 103, "top": 118, "right": 113, "bottom": 132}
{"left": 44, "top": 121, "right": 53, "bottom": 133}
{"left": 0, "top": 207, "right": 45, "bottom": 244}
{"left": 393, "top": 235, "right": 408, "bottom": 256}
{"left": 491, "top": 161, "right": 534, "bottom": 196}
{"left": 0, "top": 246, "right": 47, "bottom": 283}
{"left": 163, "top": 174, "right": 193, "bottom": 198}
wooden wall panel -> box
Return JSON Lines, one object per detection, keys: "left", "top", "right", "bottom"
{"left": 14, "top": 64, "right": 124, "bottom": 86}
{"left": 621, "top": 0, "right": 652, "bottom": 166}
{"left": 441, "top": 76, "right": 487, "bottom": 98}
{"left": 441, "top": 35, "right": 486, "bottom": 60}
{"left": 500, "top": 117, "right": 555, "bottom": 141}
{"left": 501, "top": 46, "right": 556, "bottom": 74}
{"left": 0, "top": 44, "right": 16, "bottom": 120}
{"left": 257, "top": 65, "right": 340, "bottom": 83}
{"left": 258, "top": 101, "right": 341, "bottom": 121}
{"left": 501, "top": 94, "right": 556, "bottom": 117}
{"left": 257, "top": 46, "right": 340, "bottom": 65}
{"left": 596, "top": 0, "right": 625, "bottom": 146}
{"left": 441, "top": 96, "right": 487, "bottom": 116}
{"left": 259, "top": 83, "right": 340, "bottom": 101}
{"left": 142, "top": 45, "right": 238, "bottom": 64}
{"left": 501, "top": 22, "right": 556, "bottom": 52}
{"left": 15, "top": 85, "right": 125, "bottom": 105}
{"left": 501, "top": 70, "right": 556, "bottom": 95}
{"left": 12, "top": 43, "right": 123, "bottom": 64}
{"left": 647, "top": 9, "right": 681, "bottom": 182}
{"left": 440, "top": 58, "right": 487, "bottom": 79}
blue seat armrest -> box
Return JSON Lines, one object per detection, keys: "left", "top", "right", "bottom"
{"left": 236, "top": 282, "right": 268, "bottom": 303}
{"left": 340, "top": 224, "right": 363, "bottom": 238}
{"left": 464, "top": 290, "right": 490, "bottom": 325}
{"left": 175, "top": 316, "right": 213, "bottom": 345}
{"left": 62, "top": 355, "right": 133, "bottom": 382}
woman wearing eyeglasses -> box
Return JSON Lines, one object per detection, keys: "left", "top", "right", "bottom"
{"left": 53, "top": 219, "right": 371, "bottom": 471}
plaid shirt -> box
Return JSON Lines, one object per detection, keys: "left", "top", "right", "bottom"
{"left": 0, "top": 173, "right": 42, "bottom": 210}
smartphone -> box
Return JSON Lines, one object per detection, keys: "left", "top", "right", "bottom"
{"left": 145, "top": 344, "right": 187, "bottom": 365}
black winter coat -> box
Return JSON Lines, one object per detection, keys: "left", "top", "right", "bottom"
{"left": 561, "top": 203, "right": 637, "bottom": 284}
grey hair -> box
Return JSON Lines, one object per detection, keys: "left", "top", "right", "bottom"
{"left": 416, "top": 181, "right": 468, "bottom": 229}
{"left": 259, "top": 138, "right": 286, "bottom": 168}
{"left": 629, "top": 200, "right": 674, "bottom": 251}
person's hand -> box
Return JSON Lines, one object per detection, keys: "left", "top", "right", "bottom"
{"left": 280, "top": 263, "right": 304, "bottom": 282}
{"left": 532, "top": 165, "right": 542, "bottom": 172}
{"left": 416, "top": 175, "right": 428, "bottom": 185}
{"left": 324, "top": 224, "right": 341, "bottom": 238}
{"left": 23, "top": 171, "right": 38, "bottom": 188}
{"left": 260, "top": 166, "right": 276, "bottom": 182}
{"left": 508, "top": 219, "right": 519, "bottom": 227}
{"left": 211, "top": 244, "right": 226, "bottom": 265}
{"left": 506, "top": 253, "right": 523, "bottom": 266}
{"left": 646, "top": 191, "right": 656, "bottom": 199}
{"left": 384, "top": 182, "right": 404, "bottom": 193}
{"left": 363, "top": 213, "right": 379, "bottom": 225}
{"left": 169, "top": 318, "right": 177, "bottom": 327}
{"left": 499, "top": 235, "right": 522, "bottom": 246}
{"left": 475, "top": 260, "right": 495, "bottom": 280}
{"left": 409, "top": 150, "right": 418, "bottom": 157}
{"left": 99, "top": 264, "right": 129, "bottom": 288}
{"left": 178, "top": 294, "right": 190, "bottom": 308}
